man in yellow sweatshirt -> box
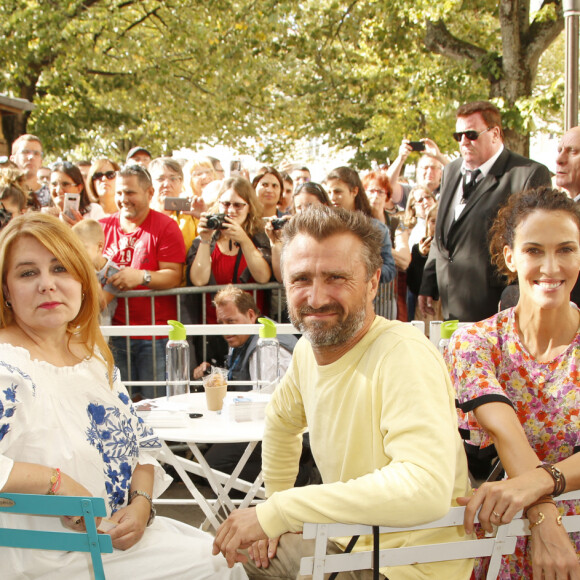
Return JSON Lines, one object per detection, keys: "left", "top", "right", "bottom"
{"left": 213, "top": 206, "right": 473, "bottom": 579}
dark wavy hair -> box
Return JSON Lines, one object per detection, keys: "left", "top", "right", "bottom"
{"left": 489, "top": 186, "right": 580, "bottom": 283}
{"left": 325, "top": 166, "right": 372, "bottom": 217}
{"left": 252, "top": 166, "right": 284, "bottom": 205}
{"left": 51, "top": 161, "right": 92, "bottom": 215}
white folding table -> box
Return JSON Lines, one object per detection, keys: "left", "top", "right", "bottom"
{"left": 141, "top": 392, "right": 267, "bottom": 531}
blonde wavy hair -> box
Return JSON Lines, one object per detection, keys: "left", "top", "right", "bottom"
{"left": 0, "top": 213, "right": 115, "bottom": 387}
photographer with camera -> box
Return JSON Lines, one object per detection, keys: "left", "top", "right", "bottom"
{"left": 186, "top": 177, "right": 272, "bottom": 364}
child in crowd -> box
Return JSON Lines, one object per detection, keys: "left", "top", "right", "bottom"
{"left": 72, "top": 219, "right": 118, "bottom": 326}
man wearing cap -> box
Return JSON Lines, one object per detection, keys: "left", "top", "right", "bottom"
{"left": 126, "top": 146, "right": 152, "bottom": 168}
{"left": 419, "top": 100, "right": 551, "bottom": 322}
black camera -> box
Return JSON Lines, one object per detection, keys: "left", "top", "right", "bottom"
{"left": 205, "top": 213, "right": 226, "bottom": 230}
{"left": 271, "top": 217, "right": 287, "bottom": 230}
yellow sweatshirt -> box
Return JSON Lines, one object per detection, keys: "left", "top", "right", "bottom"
{"left": 256, "top": 316, "right": 473, "bottom": 580}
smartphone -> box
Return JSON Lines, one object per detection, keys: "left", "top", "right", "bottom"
{"left": 408, "top": 141, "right": 426, "bottom": 152}
{"left": 164, "top": 197, "right": 191, "bottom": 212}
{"left": 230, "top": 160, "right": 241, "bottom": 176}
{"left": 63, "top": 193, "right": 80, "bottom": 219}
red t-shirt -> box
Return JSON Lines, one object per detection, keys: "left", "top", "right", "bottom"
{"left": 100, "top": 210, "right": 185, "bottom": 327}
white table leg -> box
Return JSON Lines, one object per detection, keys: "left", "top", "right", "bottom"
{"left": 158, "top": 441, "right": 221, "bottom": 531}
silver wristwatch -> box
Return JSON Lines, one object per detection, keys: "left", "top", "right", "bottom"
{"left": 142, "top": 270, "right": 152, "bottom": 286}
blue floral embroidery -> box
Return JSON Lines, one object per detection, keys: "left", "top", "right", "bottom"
{"left": 0, "top": 382, "right": 19, "bottom": 441}
{"left": 86, "top": 402, "right": 140, "bottom": 513}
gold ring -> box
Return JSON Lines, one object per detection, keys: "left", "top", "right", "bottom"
{"left": 75, "top": 518, "right": 82, "bottom": 525}
{"left": 492, "top": 510, "right": 501, "bottom": 519}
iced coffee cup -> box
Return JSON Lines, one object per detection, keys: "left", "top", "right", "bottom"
{"left": 202, "top": 368, "right": 228, "bottom": 411}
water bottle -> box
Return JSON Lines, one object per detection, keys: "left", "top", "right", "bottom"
{"left": 166, "top": 320, "right": 190, "bottom": 399}
{"left": 255, "top": 318, "right": 280, "bottom": 393}
{"left": 438, "top": 320, "right": 459, "bottom": 357}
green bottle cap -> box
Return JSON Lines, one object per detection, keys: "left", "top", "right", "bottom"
{"left": 440, "top": 320, "right": 459, "bottom": 340}
{"left": 168, "top": 320, "right": 186, "bottom": 341}
{"left": 258, "top": 317, "right": 277, "bottom": 339}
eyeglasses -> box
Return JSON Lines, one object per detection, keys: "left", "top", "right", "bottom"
{"left": 154, "top": 175, "right": 182, "bottom": 184}
{"left": 219, "top": 201, "right": 247, "bottom": 211}
{"left": 452, "top": 127, "right": 493, "bottom": 142}
{"left": 93, "top": 171, "right": 116, "bottom": 181}
{"left": 367, "top": 188, "right": 386, "bottom": 196}
{"left": 50, "top": 181, "right": 78, "bottom": 190}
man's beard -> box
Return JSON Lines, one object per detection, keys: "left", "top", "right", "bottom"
{"left": 288, "top": 300, "right": 367, "bottom": 347}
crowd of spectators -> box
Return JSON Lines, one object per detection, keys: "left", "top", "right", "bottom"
{"left": 1, "top": 99, "right": 580, "bottom": 577}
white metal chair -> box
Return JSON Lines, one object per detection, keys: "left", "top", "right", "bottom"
{"left": 299, "top": 490, "right": 580, "bottom": 579}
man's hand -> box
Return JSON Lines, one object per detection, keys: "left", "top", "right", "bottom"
{"left": 418, "top": 294, "right": 435, "bottom": 316}
{"left": 212, "top": 507, "right": 268, "bottom": 568}
{"left": 248, "top": 537, "right": 280, "bottom": 569}
{"left": 109, "top": 267, "right": 146, "bottom": 291}
{"left": 193, "top": 362, "right": 211, "bottom": 380}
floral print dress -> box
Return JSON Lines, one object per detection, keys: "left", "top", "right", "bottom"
{"left": 446, "top": 307, "right": 580, "bottom": 578}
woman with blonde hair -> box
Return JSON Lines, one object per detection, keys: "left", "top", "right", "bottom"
{"left": 0, "top": 213, "right": 247, "bottom": 579}
{"left": 86, "top": 158, "right": 120, "bottom": 215}
{"left": 184, "top": 154, "right": 217, "bottom": 199}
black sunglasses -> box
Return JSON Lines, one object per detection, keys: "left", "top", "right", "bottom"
{"left": 452, "top": 127, "right": 493, "bottom": 143}
{"left": 93, "top": 171, "right": 116, "bottom": 181}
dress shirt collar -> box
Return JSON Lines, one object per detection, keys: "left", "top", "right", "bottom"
{"left": 461, "top": 144, "right": 504, "bottom": 178}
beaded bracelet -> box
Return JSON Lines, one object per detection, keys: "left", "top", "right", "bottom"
{"left": 537, "top": 463, "right": 566, "bottom": 496}
{"left": 47, "top": 468, "right": 61, "bottom": 495}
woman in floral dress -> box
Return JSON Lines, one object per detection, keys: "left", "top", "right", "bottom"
{"left": 447, "top": 187, "right": 580, "bottom": 579}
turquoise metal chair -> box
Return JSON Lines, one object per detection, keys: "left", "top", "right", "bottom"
{"left": 0, "top": 493, "right": 113, "bottom": 580}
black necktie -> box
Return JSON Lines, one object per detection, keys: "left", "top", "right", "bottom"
{"left": 462, "top": 169, "right": 481, "bottom": 202}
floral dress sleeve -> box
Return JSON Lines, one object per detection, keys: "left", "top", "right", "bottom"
{"left": 112, "top": 369, "right": 172, "bottom": 498}
{"left": 445, "top": 312, "right": 514, "bottom": 451}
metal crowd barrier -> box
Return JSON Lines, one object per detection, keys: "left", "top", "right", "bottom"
{"left": 103, "top": 280, "right": 397, "bottom": 398}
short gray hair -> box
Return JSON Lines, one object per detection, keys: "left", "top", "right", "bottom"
{"left": 148, "top": 157, "right": 184, "bottom": 179}
{"left": 281, "top": 206, "right": 383, "bottom": 281}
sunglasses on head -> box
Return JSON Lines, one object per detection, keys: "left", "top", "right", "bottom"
{"left": 93, "top": 171, "right": 116, "bottom": 181}
{"left": 452, "top": 127, "right": 493, "bottom": 143}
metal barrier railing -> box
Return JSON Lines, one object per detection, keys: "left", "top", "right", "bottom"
{"left": 105, "top": 280, "right": 397, "bottom": 398}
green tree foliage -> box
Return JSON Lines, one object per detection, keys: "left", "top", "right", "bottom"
{"left": 0, "top": 0, "right": 565, "bottom": 165}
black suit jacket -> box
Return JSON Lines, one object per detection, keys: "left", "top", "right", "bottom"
{"left": 420, "top": 148, "right": 551, "bottom": 322}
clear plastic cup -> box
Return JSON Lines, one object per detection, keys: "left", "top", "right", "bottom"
{"left": 202, "top": 368, "right": 228, "bottom": 411}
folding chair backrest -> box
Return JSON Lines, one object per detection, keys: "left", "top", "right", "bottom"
{"left": 0, "top": 493, "right": 113, "bottom": 580}
{"left": 300, "top": 491, "right": 580, "bottom": 580}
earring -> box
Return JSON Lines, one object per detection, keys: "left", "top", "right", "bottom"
{"left": 5, "top": 300, "right": 12, "bottom": 309}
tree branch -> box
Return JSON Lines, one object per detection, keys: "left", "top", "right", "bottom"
{"left": 424, "top": 19, "right": 491, "bottom": 72}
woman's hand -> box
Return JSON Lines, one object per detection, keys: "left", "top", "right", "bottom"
{"left": 197, "top": 213, "right": 216, "bottom": 243}
{"left": 418, "top": 236, "right": 432, "bottom": 257}
{"left": 221, "top": 216, "right": 250, "bottom": 246}
{"left": 529, "top": 504, "right": 580, "bottom": 579}
{"left": 107, "top": 501, "right": 149, "bottom": 550}
{"left": 58, "top": 472, "right": 101, "bottom": 531}
{"left": 264, "top": 218, "right": 285, "bottom": 246}
{"left": 248, "top": 536, "right": 280, "bottom": 569}
{"left": 60, "top": 208, "right": 84, "bottom": 227}
{"left": 458, "top": 468, "right": 555, "bottom": 534}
